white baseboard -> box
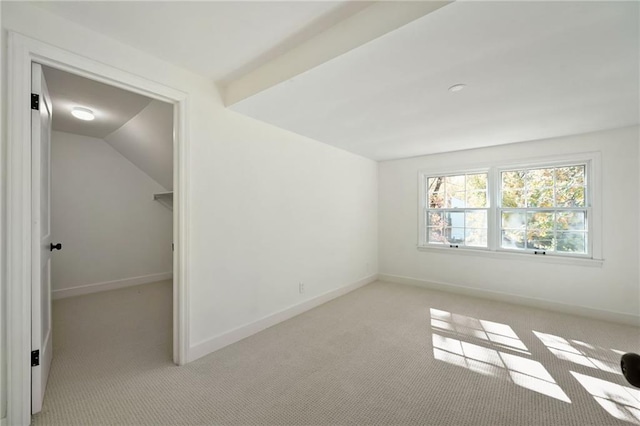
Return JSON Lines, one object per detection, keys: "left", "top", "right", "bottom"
{"left": 188, "top": 273, "right": 378, "bottom": 362}
{"left": 379, "top": 273, "right": 640, "bottom": 327}
{"left": 52, "top": 272, "right": 173, "bottom": 300}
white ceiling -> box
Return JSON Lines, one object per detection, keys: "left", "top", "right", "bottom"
{"left": 36, "top": 1, "right": 640, "bottom": 161}
{"left": 44, "top": 66, "right": 174, "bottom": 189}
{"left": 43, "top": 66, "right": 152, "bottom": 139}
{"left": 231, "top": 1, "right": 640, "bottom": 160}
{"left": 34, "top": 0, "right": 372, "bottom": 84}
{"left": 105, "top": 100, "right": 175, "bottom": 191}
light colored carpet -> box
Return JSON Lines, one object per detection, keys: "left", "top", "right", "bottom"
{"left": 33, "top": 280, "right": 640, "bottom": 425}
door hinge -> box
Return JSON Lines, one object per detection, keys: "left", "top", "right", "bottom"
{"left": 172, "top": 243, "right": 174, "bottom": 252}
{"left": 31, "top": 350, "right": 40, "bottom": 367}
{"left": 31, "top": 94, "right": 40, "bottom": 110}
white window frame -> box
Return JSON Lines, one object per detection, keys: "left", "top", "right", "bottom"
{"left": 417, "top": 152, "right": 603, "bottom": 266}
{"left": 418, "top": 168, "right": 491, "bottom": 250}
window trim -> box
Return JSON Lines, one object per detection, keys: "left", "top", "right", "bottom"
{"left": 417, "top": 152, "right": 603, "bottom": 264}
{"left": 422, "top": 170, "right": 491, "bottom": 249}
{"left": 418, "top": 167, "right": 491, "bottom": 249}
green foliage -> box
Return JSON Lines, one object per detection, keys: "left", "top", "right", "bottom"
{"left": 500, "top": 165, "right": 586, "bottom": 253}
{"left": 426, "top": 165, "right": 587, "bottom": 253}
{"left": 427, "top": 173, "right": 488, "bottom": 246}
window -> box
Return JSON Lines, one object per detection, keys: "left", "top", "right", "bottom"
{"left": 419, "top": 155, "right": 599, "bottom": 260}
{"left": 499, "top": 165, "right": 587, "bottom": 255}
{"left": 426, "top": 173, "right": 489, "bottom": 248}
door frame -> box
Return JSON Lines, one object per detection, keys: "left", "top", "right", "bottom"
{"left": 6, "top": 32, "right": 190, "bottom": 426}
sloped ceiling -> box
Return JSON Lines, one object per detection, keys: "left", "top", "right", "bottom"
{"left": 105, "top": 101, "right": 174, "bottom": 191}
{"left": 43, "top": 66, "right": 152, "bottom": 139}
{"left": 45, "top": 67, "right": 174, "bottom": 190}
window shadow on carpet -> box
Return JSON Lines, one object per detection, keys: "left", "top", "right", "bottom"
{"left": 430, "top": 308, "right": 571, "bottom": 403}
{"left": 430, "top": 307, "right": 640, "bottom": 425}
{"left": 532, "top": 329, "right": 639, "bottom": 424}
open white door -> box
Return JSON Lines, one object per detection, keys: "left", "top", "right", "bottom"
{"left": 31, "top": 62, "right": 54, "bottom": 414}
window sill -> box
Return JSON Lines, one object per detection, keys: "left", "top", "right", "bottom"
{"left": 416, "top": 245, "right": 604, "bottom": 267}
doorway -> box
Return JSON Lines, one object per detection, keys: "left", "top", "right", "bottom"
{"left": 6, "top": 32, "right": 189, "bottom": 426}
{"left": 36, "top": 63, "right": 175, "bottom": 414}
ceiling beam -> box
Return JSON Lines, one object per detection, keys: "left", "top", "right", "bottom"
{"left": 223, "top": 0, "right": 452, "bottom": 107}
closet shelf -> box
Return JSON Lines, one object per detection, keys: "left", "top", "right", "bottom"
{"left": 153, "top": 191, "right": 173, "bottom": 211}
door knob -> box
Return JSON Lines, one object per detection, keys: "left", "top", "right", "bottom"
{"left": 50, "top": 243, "right": 62, "bottom": 251}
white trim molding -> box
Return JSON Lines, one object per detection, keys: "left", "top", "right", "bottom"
{"left": 188, "top": 274, "right": 379, "bottom": 363}
{"left": 417, "top": 151, "right": 602, "bottom": 262}
{"left": 6, "top": 32, "right": 190, "bottom": 426}
{"left": 52, "top": 272, "right": 173, "bottom": 300}
{"left": 416, "top": 245, "right": 604, "bottom": 267}
{"left": 379, "top": 273, "right": 640, "bottom": 327}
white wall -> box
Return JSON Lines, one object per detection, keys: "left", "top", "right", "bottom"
{"left": 379, "top": 126, "right": 640, "bottom": 322}
{"left": 1, "top": 0, "right": 378, "bottom": 371}
{"left": 51, "top": 131, "right": 173, "bottom": 295}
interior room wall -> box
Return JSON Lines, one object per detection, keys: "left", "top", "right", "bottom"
{"left": 379, "top": 125, "right": 640, "bottom": 323}
{"left": 1, "top": 1, "right": 379, "bottom": 365}
{"left": 50, "top": 131, "right": 173, "bottom": 297}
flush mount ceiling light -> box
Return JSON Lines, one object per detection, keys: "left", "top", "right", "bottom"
{"left": 71, "top": 107, "right": 95, "bottom": 121}
{"left": 448, "top": 84, "right": 467, "bottom": 93}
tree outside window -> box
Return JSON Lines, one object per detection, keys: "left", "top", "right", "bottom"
{"left": 420, "top": 161, "right": 592, "bottom": 258}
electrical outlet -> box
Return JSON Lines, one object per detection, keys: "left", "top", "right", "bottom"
{"left": 299, "top": 282, "right": 305, "bottom": 294}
